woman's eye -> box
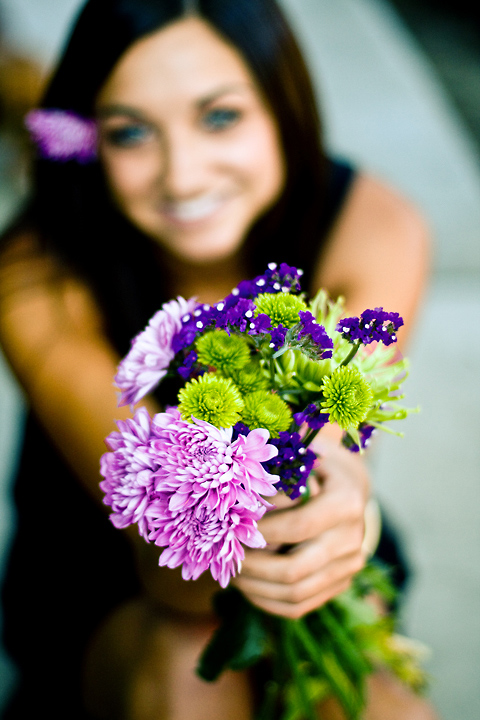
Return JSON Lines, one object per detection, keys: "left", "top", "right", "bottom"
{"left": 103, "top": 124, "right": 153, "bottom": 148}
{"left": 201, "top": 108, "right": 241, "bottom": 132}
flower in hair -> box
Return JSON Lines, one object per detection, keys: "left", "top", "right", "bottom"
{"left": 25, "top": 109, "right": 97, "bottom": 162}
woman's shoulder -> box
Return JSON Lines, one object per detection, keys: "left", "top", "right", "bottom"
{"left": 0, "top": 225, "right": 105, "bottom": 385}
{"left": 314, "top": 170, "right": 431, "bottom": 337}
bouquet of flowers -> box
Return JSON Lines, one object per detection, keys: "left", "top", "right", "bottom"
{"left": 100, "top": 262, "right": 427, "bottom": 719}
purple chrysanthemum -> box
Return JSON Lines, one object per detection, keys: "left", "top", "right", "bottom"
{"left": 337, "top": 308, "right": 404, "bottom": 346}
{"left": 25, "top": 109, "right": 97, "bottom": 162}
{"left": 99, "top": 407, "right": 160, "bottom": 538}
{"left": 115, "top": 296, "right": 197, "bottom": 406}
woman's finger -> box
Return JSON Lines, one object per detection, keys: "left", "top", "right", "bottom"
{"left": 237, "top": 576, "right": 354, "bottom": 620}
{"left": 257, "top": 481, "right": 365, "bottom": 546}
{"left": 241, "top": 521, "right": 364, "bottom": 584}
{"left": 235, "top": 548, "right": 364, "bottom": 606}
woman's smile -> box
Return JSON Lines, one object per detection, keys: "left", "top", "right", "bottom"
{"left": 158, "top": 190, "right": 237, "bottom": 227}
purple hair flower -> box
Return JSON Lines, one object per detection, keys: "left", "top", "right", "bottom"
{"left": 337, "top": 308, "right": 404, "bottom": 346}
{"left": 25, "top": 109, "right": 97, "bottom": 162}
{"left": 115, "top": 296, "right": 197, "bottom": 407}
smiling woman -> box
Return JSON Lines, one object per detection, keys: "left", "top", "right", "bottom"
{"left": 0, "top": 1, "right": 434, "bottom": 719}
{"left": 96, "top": 18, "right": 285, "bottom": 264}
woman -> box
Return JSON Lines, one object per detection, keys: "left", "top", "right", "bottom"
{"left": 0, "top": 0, "right": 433, "bottom": 717}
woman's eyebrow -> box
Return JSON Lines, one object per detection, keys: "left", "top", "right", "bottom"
{"left": 197, "top": 83, "right": 252, "bottom": 109}
{"left": 96, "top": 105, "right": 147, "bottom": 120}
{"left": 96, "top": 83, "right": 253, "bottom": 119}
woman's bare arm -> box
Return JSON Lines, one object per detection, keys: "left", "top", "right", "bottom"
{"left": 0, "top": 235, "right": 221, "bottom": 614}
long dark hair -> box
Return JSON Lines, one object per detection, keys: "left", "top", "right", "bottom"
{"left": 5, "top": 0, "right": 329, "bottom": 354}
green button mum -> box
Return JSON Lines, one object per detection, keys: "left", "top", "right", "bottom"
{"left": 242, "top": 390, "right": 292, "bottom": 438}
{"left": 196, "top": 329, "right": 251, "bottom": 374}
{"left": 254, "top": 292, "right": 308, "bottom": 328}
{"left": 226, "top": 360, "right": 269, "bottom": 395}
{"left": 178, "top": 373, "right": 244, "bottom": 428}
{"left": 321, "top": 366, "right": 373, "bottom": 430}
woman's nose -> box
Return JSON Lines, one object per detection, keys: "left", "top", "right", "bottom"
{"left": 159, "top": 131, "right": 209, "bottom": 198}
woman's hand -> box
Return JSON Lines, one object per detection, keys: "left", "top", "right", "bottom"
{"left": 233, "top": 436, "right": 370, "bottom": 619}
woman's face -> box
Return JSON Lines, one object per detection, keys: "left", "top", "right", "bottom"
{"left": 96, "top": 17, "right": 286, "bottom": 264}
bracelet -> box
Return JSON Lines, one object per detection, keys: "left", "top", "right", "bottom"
{"left": 362, "top": 497, "right": 382, "bottom": 557}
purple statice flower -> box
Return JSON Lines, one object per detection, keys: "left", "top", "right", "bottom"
{"left": 222, "top": 262, "right": 304, "bottom": 303}
{"left": 262, "top": 431, "right": 316, "bottom": 499}
{"left": 293, "top": 403, "right": 329, "bottom": 431}
{"left": 214, "top": 298, "right": 256, "bottom": 333}
{"left": 247, "top": 313, "right": 272, "bottom": 336}
{"left": 269, "top": 324, "right": 288, "bottom": 351}
{"left": 337, "top": 308, "right": 404, "bottom": 346}
{"left": 177, "top": 350, "right": 199, "bottom": 380}
{"left": 298, "top": 311, "right": 334, "bottom": 358}
{"left": 25, "top": 109, "right": 97, "bottom": 162}
{"left": 115, "top": 296, "right": 197, "bottom": 407}
{"left": 172, "top": 303, "right": 216, "bottom": 352}
{"left": 99, "top": 407, "right": 160, "bottom": 538}
{"left": 252, "top": 262, "right": 304, "bottom": 295}
{"left": 342, "top": 424, "right": 376, "bottom": 453}
{"left": 141, "top": 408, "right": 279, "bottom": 586}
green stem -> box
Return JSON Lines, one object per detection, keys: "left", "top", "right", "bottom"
{"left": 313, "top": 606, "right": 371, "bottom": 683}
{"left": 281, "top": 620, "right": 317, "bottom": 720}
{"left": 255, "top": 681, "right": 280, "bottom": 720}
{"left": 292, "top": 618, "right": 362, "bottom": 720}
{"left": 340, "top": 342, "right": 361, "bottom": 367}
{"left": 302, "top": 426, "right": 321, "bottom": 447}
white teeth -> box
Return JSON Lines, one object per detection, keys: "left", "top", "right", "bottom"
{"left": 164, "top": 196, "right": 223, "bottom": 222}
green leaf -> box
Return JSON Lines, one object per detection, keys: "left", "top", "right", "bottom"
{"left": 196, "top": 588, "right": 269, "bottom": 681}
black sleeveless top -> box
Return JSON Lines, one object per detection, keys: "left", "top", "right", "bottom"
{"left": 1, "top": 158, "right": 407, "bottom": 718}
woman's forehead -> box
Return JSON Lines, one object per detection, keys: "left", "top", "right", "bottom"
{"left": 97, "top": 17, "right": 257, "bottom": 108}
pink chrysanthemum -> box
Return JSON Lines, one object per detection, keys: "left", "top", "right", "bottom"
{"left": 151, "top": 408, "right": 278, "bottom": 519}
{"left": 144, "top": 407, "right": 279, "bottom": 586}
{"left": 99, "top": 407, "right": 159, "bottom": 538}
{"left": 115, "top": 296, "right": 197, "bottom": 407}
{"left": 25, "top": 109, "right": 97, "bottom": 162}
{"left": 99, "top": 406, "right": 279, "bottom": 587}
{"left": 146, "top": 494, "right": 267, "bottom": 588}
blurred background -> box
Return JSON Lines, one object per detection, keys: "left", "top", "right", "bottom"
{"left": 0, "top": 0, "right": 479, "bottom": 717}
